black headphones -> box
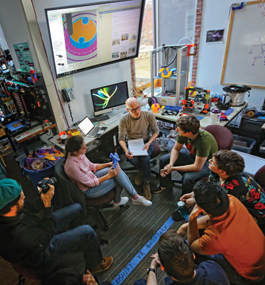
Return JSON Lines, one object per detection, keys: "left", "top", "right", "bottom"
{"left": 148, "top": 97, "right": 158, "bottom": 107}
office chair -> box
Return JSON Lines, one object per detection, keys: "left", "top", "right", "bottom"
{"left": 172, "top": 125, "right": 234, "bottom": 184}
{"left": 254, "top": 165, "right": 265, "bottom": 188}
{"left": 54, "top": 158, "right": 116, "bottom": 231}
{"left": 121, "top": 142, "right": 161, "bottom": 175}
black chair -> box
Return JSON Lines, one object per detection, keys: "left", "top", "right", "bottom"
{"left": 254, "top": 165, "right": 265, "bottom": 188}
{"left": 121, "top": 142, "right": 161, "bottom": 176}
{"left": 54, "top": 158, "right": 117, "bottom": 231}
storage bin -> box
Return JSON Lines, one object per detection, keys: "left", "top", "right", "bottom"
{"left": 232, "top": 135, "right": 256, "bottom": 154}
{"left": 22, "top": 158, "right": 56, "bottom": 191}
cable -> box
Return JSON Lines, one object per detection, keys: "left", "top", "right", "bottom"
{"left": 177, "top": 37, "right": 193, "bottom": 45}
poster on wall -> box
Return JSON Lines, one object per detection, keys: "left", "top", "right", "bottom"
{"left": 206, "top": 29, "right": 224, "bottom": 43}
{"left": 13, "top": 42, "right": 35, "bottom": 72}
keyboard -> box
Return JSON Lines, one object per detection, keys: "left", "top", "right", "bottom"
{"left": 102, "top": 116, "right": 119, "bottom": 125}
{"left": 90, "top": 114, "right": 110, "bottom": 123}
{"left": 89, "top": 127, "right": 100, "bottom": 137}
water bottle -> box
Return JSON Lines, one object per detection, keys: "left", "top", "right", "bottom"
{"left": 177, "top": 201, "right": 190, "bottom": 219}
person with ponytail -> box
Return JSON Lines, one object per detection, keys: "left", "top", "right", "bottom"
{"left": 64, "top": 135, "right": 152, "bottom": 207}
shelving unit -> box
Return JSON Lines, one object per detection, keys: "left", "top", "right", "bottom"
{"left": 150, "top": 44, "right": 190, "bottom": 106}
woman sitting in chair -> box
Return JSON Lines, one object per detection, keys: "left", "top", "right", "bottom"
{"left": 181, "top": 150, "right": 265, "bottom": 231}
{"left": 64, "top": 135, "right": 152, "bottom": 207}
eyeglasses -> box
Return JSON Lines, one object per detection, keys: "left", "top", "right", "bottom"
{"left": 128, "top": 106, "right": 140, "bottom": 113}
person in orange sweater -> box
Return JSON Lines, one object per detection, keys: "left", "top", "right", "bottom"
{"left": 177, "top": 181, "right": 265, "bottom": 285}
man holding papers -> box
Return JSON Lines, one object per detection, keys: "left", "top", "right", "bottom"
{"left": 119, "top": 98, "right": 159, "bottom": 200}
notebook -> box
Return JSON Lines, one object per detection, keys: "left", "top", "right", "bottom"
{"left": 78, "top": 117, "right": 107, "bottom": 138}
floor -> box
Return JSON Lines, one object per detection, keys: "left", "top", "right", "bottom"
{"left": 0, "top": 149, "right": 185, "bottom": 285}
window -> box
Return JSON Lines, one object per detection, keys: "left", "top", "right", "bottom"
{"left": 134, "top": 0, "right": 153, "bottom": 83}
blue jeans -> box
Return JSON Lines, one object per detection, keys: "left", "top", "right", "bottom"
{"left": 43, "top": 203, "right": 103, "bottom": 270}
{"left": 84, "top": 168, "right": 137, "bottom": 201}
{"left": 195, "top": 253, "right": 259, "bottom": 285}
{"left": 159, "top": 148, "right": 210, "bottom": 194}
{"left": 128, "top": 143, "right": 154, "bottom": 181}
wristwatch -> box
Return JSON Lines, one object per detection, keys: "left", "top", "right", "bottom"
{"left": 147, "top": 268, "right": 156, "bottom": 275}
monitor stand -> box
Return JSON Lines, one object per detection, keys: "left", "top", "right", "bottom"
{"left": 89, "top": 114, "right": 110, "bottom": 123}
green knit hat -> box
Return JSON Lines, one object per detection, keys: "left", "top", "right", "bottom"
{"left": 0, "top": 179, "right": 22, "bottom": 209}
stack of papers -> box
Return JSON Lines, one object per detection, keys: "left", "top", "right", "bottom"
{"left": 128, "top": 139, "right": 148, "bottom": 156}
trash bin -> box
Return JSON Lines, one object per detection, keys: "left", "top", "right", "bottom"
{"left": 232, "top": 135, "right": 256, "bottom": 154}
{"left": 22, "top": 158, "right": 56, "bottom": 191}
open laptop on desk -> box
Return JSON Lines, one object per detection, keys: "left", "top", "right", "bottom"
{"left": 78, "top": 116, "right": 107, "bottom": 138}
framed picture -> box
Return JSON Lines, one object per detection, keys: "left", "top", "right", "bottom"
{"left": 206, "top": 29, "right": 224, "bottom": 43}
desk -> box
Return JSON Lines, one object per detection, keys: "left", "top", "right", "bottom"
{"left": 154, "top": 103, "right": 247, "bottom": 129}
{"left": 10, "top": 121, "right": 57, "bottom": 155}
{"left": 49, "top": 109, "right": 125, "bottom": 152}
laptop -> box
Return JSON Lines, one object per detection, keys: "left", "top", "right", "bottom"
{"left": 78, "top": 116, "right": 107, "bottom": 138}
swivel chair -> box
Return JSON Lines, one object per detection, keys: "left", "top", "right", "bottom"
{"left": 54, "top": 158, "right": 116, "bottom": 231}
{"left": 121, "top": 142, "right": 161, "bottom": 175}
{"left": 254, "top": 165, "right": 265, "bottom": 188}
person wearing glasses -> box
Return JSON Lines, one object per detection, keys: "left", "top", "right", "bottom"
{"left": 156, "top": 115, "right": 218, "bottom": 195}
{"left": 180, "top": 149, "right": 265, "bottom": 232}
{"left": 119, "top": 97, "right": 159, "bottom": 200}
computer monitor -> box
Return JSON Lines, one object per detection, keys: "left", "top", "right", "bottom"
{"left": 91, "top": 81, "right": 129, "bottom": 116}
{"left": 45, "top": 0, "right": 145, "bottom": 78}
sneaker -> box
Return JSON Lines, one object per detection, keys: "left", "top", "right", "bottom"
{"left": 132, "top": 195, "right": 152, "bottom": 206}
{"left": 135, "top": 171, "right": 143, "bottom": 186}
{"left": 152, "top": 185, "right": 167, "bottom": 194}
{"left": 90, "top": 256, "right": 113, "bottom": 274}
{"left": 113, "top": 197, "right": 129, "bottom": 208}
{"left": 143, "top": 183, "right": 152, "bottom": 200}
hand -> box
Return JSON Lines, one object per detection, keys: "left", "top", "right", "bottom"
{"left": 180, "top": 192, "right": 193, "bottom": 202}
{"left": 125, "top": 150, "right": 133, "bottom": 159}
{"left": 106, "top": 161, "right": 113, "bottom": 168}
{"left": 150, "top": 253, "right": 160, "bottom": 269}
{"left": 177, "top": 223, "right": 188, "bottom": 237}
{"left": 185, "top": 198, "right": 196, "bottom": 208}
{"left": 189, "top": 204, "right": 204, "bottom": 221}
{"left": 83, "top": 270, "right": 97, "bottom": 285}
{"left": 160, "top": 163, "right": 173, "bottom": 177}
{"left": 40, "top": 184, "right": 54, "bottom": 208}
{"left": 108, "top": 165, "right": 120, "bottom": 178}
{"left": 143, "top": 143, "right": 150, "bottom": 151}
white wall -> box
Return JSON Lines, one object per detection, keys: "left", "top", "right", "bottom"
{"left": 0, "top": 0, "right": 40, "bottom": 71}
{"left": 31, "top": 0, "right": 132, "bottom": 125}
{"left": 0, "top": 0, "right": 132, "bottom": 130}
{"left": 0, "top": 25, "right": 8, "bottom": 51}
{"left": 196, "top": 0, "right": 265, "bottom": 109}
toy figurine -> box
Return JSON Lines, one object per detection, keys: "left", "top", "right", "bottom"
{"left": 110, "top": 152, "right": 120, "bottom": 169}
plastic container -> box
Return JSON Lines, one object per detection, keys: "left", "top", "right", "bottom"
{"left": 177, "top": 201, "right": 190, "bottom": 219}
{"left": 22, "top": 158, "right": 56, "bottom": 191}
{"left": 232, "top": 135, "right": 256, "bottom": 154}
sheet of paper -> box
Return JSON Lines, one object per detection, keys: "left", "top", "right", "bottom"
{"left": 128, "top": 138, "right": 148, "bottom": 156}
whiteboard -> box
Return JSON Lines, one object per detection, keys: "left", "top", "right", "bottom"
{"left": 221, "top": 1, "right": 265, "bottom": 88}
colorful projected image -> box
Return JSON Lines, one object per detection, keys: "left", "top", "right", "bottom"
{"left": 63, "top": 10, "right": 97, "bottom": 63}
{"left": 92, "top": 85, "right": 118, "bottom": 109}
